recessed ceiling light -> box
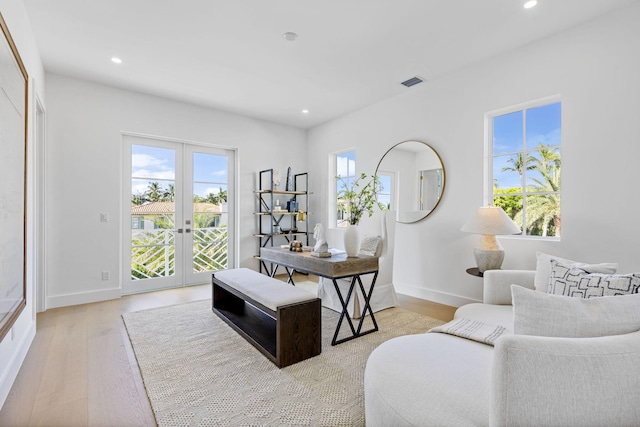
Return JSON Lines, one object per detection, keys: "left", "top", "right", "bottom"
{"left": 302, "top": 109, "right": 309, "bottom": 114}
{"left": 283, "top": 32, "right": 298, "bottom": 42}
{"left": 111, "top": 57, "right": 122, "bottom": 64}
{"left": 524, "top": 0, "right": 538, "bottom": 9}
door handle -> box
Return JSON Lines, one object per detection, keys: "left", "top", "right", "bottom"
{"left": 177, "top": 228, "right": 184, "bottom": 233}
{"left": 185, "top": 228, "right": 191, "bottom": 233}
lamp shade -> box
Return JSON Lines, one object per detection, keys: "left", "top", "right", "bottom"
{"left": 461, "top": 206, "right": 520, "bottom": 235}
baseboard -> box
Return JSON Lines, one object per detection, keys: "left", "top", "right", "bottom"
{"left": 0, "top": 321, "right": 36, "bottom": 410}
{"left": 395, "top": 283, "right": 480, "bottom": 308}
{"left": 46, "top": 287, "right": 122, "bottom": 309}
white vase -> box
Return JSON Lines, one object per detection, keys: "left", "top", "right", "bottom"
{"left": 344, "top": 224, "right": 361, "bottom": 257}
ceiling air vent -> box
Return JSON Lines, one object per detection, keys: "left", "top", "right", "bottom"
{"left": 400, "top": 76, "right": 424, "bottom": 88}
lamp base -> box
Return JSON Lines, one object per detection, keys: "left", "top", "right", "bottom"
{"left": 473, "top": 247, "right": 505, "bottom": 273}
{"left": 471, "top": 234, "right": 506, "bottom": 272}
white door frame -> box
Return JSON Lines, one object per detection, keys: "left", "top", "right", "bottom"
{"left": 34, "top": 94, "right": 46, "bottom": 313}
{"left": 121, "top": 132, "right": 237, "bottom": 295}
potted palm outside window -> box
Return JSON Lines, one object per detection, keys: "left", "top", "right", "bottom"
{"left": 336, "top": 173, "right": 384, "bottom": 257}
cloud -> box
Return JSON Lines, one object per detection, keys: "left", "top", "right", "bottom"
{"left": 132, "top": 153, "right": 168, "bottom": 168}
{"left": 132, "top": 169, "right": 175, "bottom": 180}
{"left": 131, "top": 183, "right": 149, "bottom": 195}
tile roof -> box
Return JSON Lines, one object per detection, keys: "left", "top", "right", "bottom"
{"left": 131, "top": 202, "right": 222, "bottom": 215}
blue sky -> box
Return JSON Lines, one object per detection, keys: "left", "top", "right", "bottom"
{"left": 131, "top": 145, "right": 228, "bottom": 198}
{"left": 493, "top": 102, "right": 561, "bottom": 190}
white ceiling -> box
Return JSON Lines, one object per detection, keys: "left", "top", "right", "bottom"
{"left": 23, "top": 0, "right": 637, "bottom": 129}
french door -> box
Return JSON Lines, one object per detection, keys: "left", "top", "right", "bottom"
{"left": 122, "top": 134, "right": 235, "bottom": 294}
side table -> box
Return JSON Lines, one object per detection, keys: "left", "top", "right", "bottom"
{"left": 466, "top": 267, "right": 483, "bottom": 278}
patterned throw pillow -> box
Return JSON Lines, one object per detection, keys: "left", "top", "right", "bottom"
{"left": 548, "top": 260, "right": 640, "bottom": 298}
{"left": 534, "top": 251, "right": 618, "bottom": 292}
{"left": 359, "top": 235, "right": 381, "bottom": 256}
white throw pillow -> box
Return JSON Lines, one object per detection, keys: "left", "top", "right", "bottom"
{"left": 359, "top": 234, "right": 381, "bottom": 256}
{"left": 534, "top": 251, "right": 618, "bottom": 292}
{"left": 548, "top": 260, "right": 640, "bottom": 298}
{"left": 512, "top": 285, "right": 640, "bottom": 338}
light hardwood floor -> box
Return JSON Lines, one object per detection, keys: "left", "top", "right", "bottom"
{"left": 0, "top": 275, "right": 455, "bottom": 426}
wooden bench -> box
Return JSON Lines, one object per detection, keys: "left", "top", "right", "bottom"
{"left": 212, "top": 268, "right": 321, "bottom": 368}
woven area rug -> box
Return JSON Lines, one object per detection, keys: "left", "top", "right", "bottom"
{"left": 123, "top": 294, "right": 444, "bottom": 427}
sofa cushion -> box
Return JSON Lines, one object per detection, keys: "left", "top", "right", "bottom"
{"left": 534, "top": 251, "right": 618, "bottom": 292}
{"left": 365, "top": 333, "right": 492, "bottom": 427}
{"left": 512, "top": 285, "right": 640, "bottom": 338}
{"left": 548, "top": 260, "right": 640, "bottom": 298}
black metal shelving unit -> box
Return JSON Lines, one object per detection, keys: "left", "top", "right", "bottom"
{"left": 254, "top": 169, "right": 309, "bottom": 275}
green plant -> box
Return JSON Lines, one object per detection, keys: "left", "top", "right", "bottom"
{"left": 336, "top": 173, "right": 384, "bottom": 225}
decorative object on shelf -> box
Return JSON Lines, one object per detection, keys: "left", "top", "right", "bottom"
{"left": 311, "top": 224, "right": 331, "bottom": 258}
{"left": 287, "top": 197, "right": 298, "bottom": 212}
{"left": 337, "top": 172, "right": 384, "bottom": 257}
{"left": 289, "top": 240, "right": 303, "bottom": 252}
{"left": 285, "top": 167, "right": 293, "bottom": 191}
{"left": 297, "top": 210, "right": 306, "bottom": 221}
{"left": 272, "top": 169, "right": 281, "bottom": 190}
{"left": 461, "top": 206, "right": 521, "bottom": 272}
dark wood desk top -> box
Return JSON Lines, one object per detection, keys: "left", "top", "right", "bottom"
{"left": 260, "top": 247, "right": 378, "bottom": 279}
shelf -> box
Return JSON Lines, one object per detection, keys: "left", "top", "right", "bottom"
{"left": 254, "top": 189, "right": 307, "bottom": 195}
{"left": 254, "top": 211, "right": 299, "bottom": 216}
{"left": 256, "top": 169, "right": 310, "bottom": 275}
{"left": 253, "top": 232, "right": 308, "bottom": 238}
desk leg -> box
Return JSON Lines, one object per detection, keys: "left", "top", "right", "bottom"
{"left": 331, "top": 272, "right": 379, "bottom": 346}
{"left": 284, "top": 266, "right": 296, "bottom": 285}
{"left": 268, "top": 264, "right": 279, "bottom": 278}
{"left": 331, "top": 277, "right": 358, "bottom": 345}
{"left": 267, "top": 264, "right": 296, "bottom": 285}
{"left": 355, "top": 272, "right": 378, "bottom": 334}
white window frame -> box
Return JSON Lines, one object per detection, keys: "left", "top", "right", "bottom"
{"left": 329, "top": 149, "right": 356, "bottom": 228}
{"left": 376, "top": 170, "right": 397, "bottom": 211}
{"left": 485, "top": 95, "right": 562, "bottom": 240}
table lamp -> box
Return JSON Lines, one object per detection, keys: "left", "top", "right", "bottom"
{"left": 461, "top": 206, "right": 521, "bottom": 272}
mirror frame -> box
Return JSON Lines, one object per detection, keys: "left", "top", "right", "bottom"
{"left": 375, "top": 140, "right": 446, "bottom": 224}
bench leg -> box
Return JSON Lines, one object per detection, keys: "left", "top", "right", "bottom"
{"left": 277, "top": 299, "right": 321, "bottom": 367}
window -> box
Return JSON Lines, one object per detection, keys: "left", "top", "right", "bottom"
{"left": 376, "top": 172, "right": 394, "bottom": 210}
{"left": 335, "top": 150, "right": 355, "bottom": 227}
{"left": 489, "top": 99, "right": 561, "bottom": 237}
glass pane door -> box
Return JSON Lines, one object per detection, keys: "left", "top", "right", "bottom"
{"left": 183, "top": 145, "right": 234, "bottom": 285}
{"left": 123, "top": 135, "right": 234, "bottom": 294}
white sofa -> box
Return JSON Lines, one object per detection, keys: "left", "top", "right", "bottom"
{"left": 364, "top": 269, "right": 640, "bottom": 426}
{"left": 318, "top": 210, "right": 398, "bottom": 318}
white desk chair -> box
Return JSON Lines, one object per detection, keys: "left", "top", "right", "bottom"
{"left": 318, "top": 210, "right": 398, "bottom": 318}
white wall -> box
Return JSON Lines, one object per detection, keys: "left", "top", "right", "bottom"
{"left": 0, "top": 0, "right": 46, "bottom": 409}
{"left": 307, "top": 3, "right": 640, "bottom": 307}
{"left": 44, "top": 73, "right": 306, "bottom": 308}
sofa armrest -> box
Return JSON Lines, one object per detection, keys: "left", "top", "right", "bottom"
{"left": 483, "top": 270, "right": 535, "bottom": 305}
{"left": 490, "top": 330, "right": 640, "bottom": 427}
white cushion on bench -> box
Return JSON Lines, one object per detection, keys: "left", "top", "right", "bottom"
{"left": 214, "top": 268, "right": 316, "bottom": 311}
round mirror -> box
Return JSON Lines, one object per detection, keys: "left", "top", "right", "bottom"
{"left": 375, "top": 140, "right": 445, "bottom": 223}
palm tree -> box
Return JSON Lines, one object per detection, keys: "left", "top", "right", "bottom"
{"left": 146, "top": 182, "right": 163, "bottom": 202}
{"left": 521, "top": 154, "right": 561, "bottom": 236}
{"left": 530, "top": 145, "right": 560, "bottom": 191}
{"left": 501, "top": 152, "right": 535, "bottom": 188}
{"left": 163, "top": 184, "right": 175, "bottom": 202}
